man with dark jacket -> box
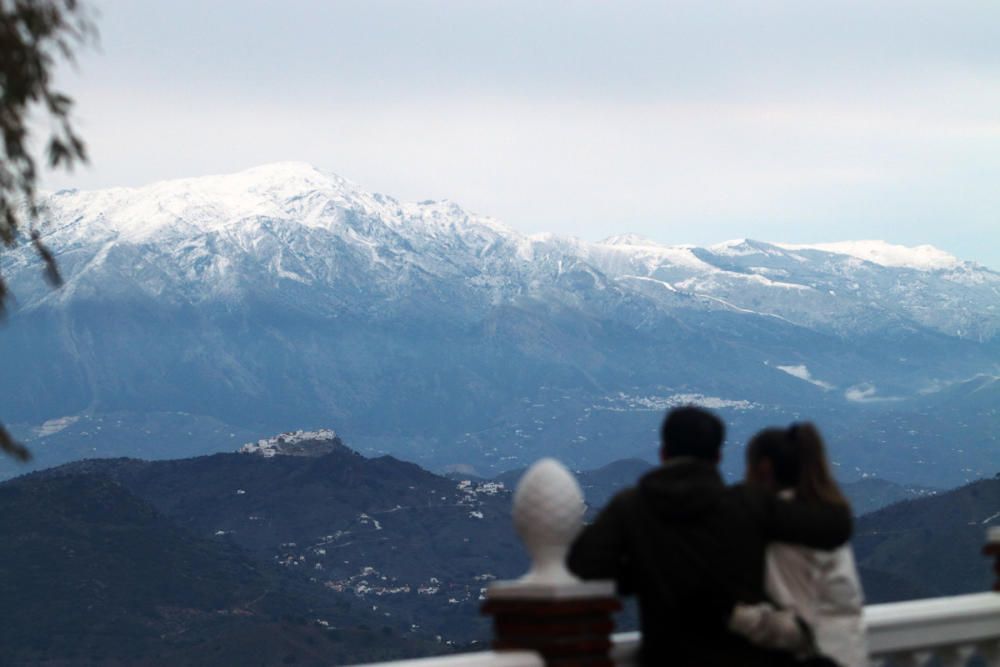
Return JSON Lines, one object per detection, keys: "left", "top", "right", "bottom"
{"left": 567, "top": 407, "right": 852, "bottom": 666}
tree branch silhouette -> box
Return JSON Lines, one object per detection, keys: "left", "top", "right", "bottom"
{"left": 1, "top": 0, "right": 95, "bottom": 460}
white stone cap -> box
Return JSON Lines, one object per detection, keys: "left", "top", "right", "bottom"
{"left": 483, "top": 457, "right": 618, "bottom": 600}
{"left": 486, "top": 579, "right": 616, "bottom": 600}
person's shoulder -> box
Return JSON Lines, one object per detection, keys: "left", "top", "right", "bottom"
{"left": 606, "top": 485, "right": 640, "bottom": 508}
{"left": 588, "top": 485, "right": 641, "bottom": 520}
{"left": 722, "top": 481, "right": 772, "bottom": 516}
{"left": 725, "top": 481, "right": 766, "bottom": 503}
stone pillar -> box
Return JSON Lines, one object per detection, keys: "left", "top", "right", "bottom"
{"left": 985, "top": 526, "right": 1000, "bottom": 592}
{"left": 481, "top": 458, "right": 621, "bottom": 667}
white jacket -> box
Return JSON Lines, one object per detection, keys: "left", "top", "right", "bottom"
{"left": 765, "top": 497, "right": 869, "bottom": 667}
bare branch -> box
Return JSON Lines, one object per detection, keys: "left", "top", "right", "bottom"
{"left": 0, "top": 422, "right": 31, "bottom": 462}
{"left": 0, "top": 0, "right": 95, "bottom": 459}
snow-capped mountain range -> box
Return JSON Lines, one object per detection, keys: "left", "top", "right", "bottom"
{"left": 1, "top": 163, "right": 997, "bottom": 485}
{"left": 6, "top": 162, "right": 997, "bottom": 339}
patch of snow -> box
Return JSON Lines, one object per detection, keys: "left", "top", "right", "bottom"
{"left": 33, "top": 415, "right": 80, "bottom": 438}
{"left": 619, "top": 275, "right": 678, "bottom": 292}
{"left": 683, "top": 290, "right": 800, "bottom": 325}
{"left": 709, "top": 239, "right": 762, "bottom": 257}
{"left": 845, "top": 384, "right": 903, "bottom": 403}
{"left": 736, "top": 272, "right": 812, "bottom": 291}
{"left": 590, "top": 238, "right": 714, "bottom": 272}
{"left": 748, "top": 266, "right": 790, "bottom": 278}
{"left": 776, "top": 240, "right": 962, "bottom": 271}
{"left": 775, "top": 364, "right": 835, "bottom": 390}
{"left": 600, "top": 234, "right": 663, "bottom": 247}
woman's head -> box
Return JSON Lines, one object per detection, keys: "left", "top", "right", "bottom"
{"left": 746, "top": 422, "right": 849, "bottom": 507}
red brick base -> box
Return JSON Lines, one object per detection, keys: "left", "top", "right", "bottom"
{"left": 481, "top": 597, "right": 623, "bottom": 667}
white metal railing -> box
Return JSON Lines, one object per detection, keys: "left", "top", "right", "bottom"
{"left": 865, "top": 592, "right": 1000, "bottom": 666}
{"left": 613, "top": 594, "right": 1000, "bottom": 666}
{"left": 357, "top": 593, "right": 1000, "bottom": 667}
{"left": 350, "top": 650, "right": 543, "bottom": 667}
{"left": 603, "top": 595, "right": 1000, "bottom": 667}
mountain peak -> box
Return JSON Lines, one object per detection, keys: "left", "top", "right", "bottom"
{"left": 239, "top": 160, "right": 323, "bottom": 175}
{"left": 708, "top": 238, "right": 782, "bottom": 256}
{"left": 227, "top": 161, "right": 357, "bottom": 191}
{"left": 37, "top": 162, "right": 394, "bottom": 244}
{"left": 599, "top": 234, "right": 664, "bottom": 247}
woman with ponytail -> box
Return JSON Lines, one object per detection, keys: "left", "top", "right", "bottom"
{"left": 730, "top": 423, "right": 867, "bottom": 666}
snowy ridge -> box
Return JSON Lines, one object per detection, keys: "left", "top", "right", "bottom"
{"left": 34, "top": 162, "right": 515, "bottom": 261}
{"left": 7, "top": 163, "right": 999, "bottom": 341}
{"left": 775, "top": 240, "right": 963, "bottom": 271}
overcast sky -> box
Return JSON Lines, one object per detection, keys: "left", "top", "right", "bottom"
{"left": 44, "top": 1, "right": 1000, "bottom": 267}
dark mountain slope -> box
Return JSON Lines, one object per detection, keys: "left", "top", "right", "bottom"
{"left": 855, "top": 476, "right": 1000, "bottom": 602}
{"left": 507, "top": 456, "right": 936, "bottom": 518}
{"left": 0, "top": 473, "right": 440, "bottom": 665}
{"left": 42, "top": 441, "right": 527, "bottom": 643}
{"left": 18, "top": 436, "right": 997, "bottom": 655}
{"left": 841, "top": 477, "right": 937, "bottom": 516}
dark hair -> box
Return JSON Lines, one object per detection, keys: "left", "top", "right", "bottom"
{"left": 660, "top": 406, "right": 725, "bottom": 462}
{"left": 746, "top": 422, "right": 848, "bottom": 507}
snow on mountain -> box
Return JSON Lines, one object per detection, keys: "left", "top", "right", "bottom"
{"left": 44, "top": 162, "right": 428, "bottom": 243}
{"left": 4, "top": 163, "right": 1000, "bottom": 485}
{"left": 589, "top": 235, "right": 714, "bottom": 273}
{"left": 710, "top": 238, "right": 792, "bottom": 258}
{"left": 775, "top": 364, "right": 835, "bottom": 390}
{"left": 5, "top": 162, "right": 999, "bottom": 341}
{"left": 775, "top": 240, "right": 962, "bottom": 271}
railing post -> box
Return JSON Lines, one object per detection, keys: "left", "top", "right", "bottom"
{"left": 985, "top": 527, "right": 1000, "bottom": 593}
{"left": 976, "top": 640, "right": 1000, "bottom": 667}
{"left": 937, "top": 644, "right": 977, "bottom": 667}
{"left": 481, "top": 459, "right": 621, "bottom": 667}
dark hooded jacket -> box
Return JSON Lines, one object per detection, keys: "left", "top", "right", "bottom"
{"left": 567, "top": 459, "right": 853, "bottom": 667}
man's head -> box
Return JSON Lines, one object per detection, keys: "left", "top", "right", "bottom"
{"left": 659, "top": 406, "right": 725, "bottom": 463}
